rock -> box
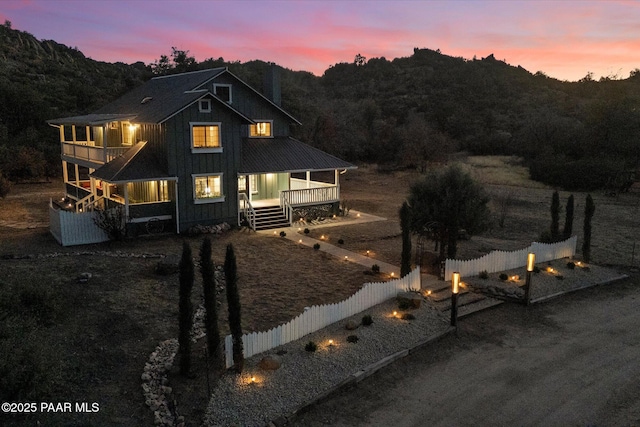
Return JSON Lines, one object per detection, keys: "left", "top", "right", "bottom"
{"left": 77, "top": 272, "right": 92, "bottom": 283}
{"left": 344, "top": 320, "right": 359, "bottom": 330}
{"left": 258, "top": 354, "right": 282, "bottom": 371}
{"left": 397, "top": 292, "right": 422, "bottom": 309}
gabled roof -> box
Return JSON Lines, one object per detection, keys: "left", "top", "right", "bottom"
{"left": 93, "top": 68, "right": 232, "bottom": 123}
{"left": 90, "top": 141, "right": 172, "bottom": 183}
{"left": 240, "top": 137, "right": 356, "bottom": 174}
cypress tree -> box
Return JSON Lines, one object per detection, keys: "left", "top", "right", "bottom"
{"left": 224, "top": 244, "right": 244, "bottom": 373}
{"left": 200, "top": 237, "right": 222, "bottom": 369}
{"left": 583, "top": 194, "right": 595, "bottom": 263}
{"left": 178, "top": 241, "right": 194, "bottom": 376}
{"left": 400, "top": 201, "right": 412, "bottom": 277}
{"left": 550, "top": 190, "right": 560, "bottom": 241}
{"left": 563, "top": 194, "right": 574, "bottom": 238}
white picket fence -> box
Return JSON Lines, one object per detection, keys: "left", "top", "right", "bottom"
{"left": 224, "top": 267, "right": 421, "bottom": 368}
{"left": 444, "top": 236, "right": 577, "bottom": 280}
{"left": 49, "top": 202, "right": 109, "bottom": 246}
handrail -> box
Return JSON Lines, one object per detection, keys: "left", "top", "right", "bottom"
{"left": 279, "top": 192, "right": 293, "bottom": 226}
{"left": 238, "top": 193, "right": 256, "bottom": 230}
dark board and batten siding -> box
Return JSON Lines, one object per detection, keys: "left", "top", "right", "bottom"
{"left": 209, "top": 73, "right": 293, "bottom": 138}
{"left": 166, "top": 101, "right": 241, "bottom": 232}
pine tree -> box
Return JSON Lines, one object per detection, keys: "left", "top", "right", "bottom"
{"left": 400, "top": 201, "right": 412, "bottom": 277}
{"left": 225, "top": 244, "right": 244, "bottom": 373}
{"left": 200, "top": 237, "right": 222, "bottom": 369}
{"left": 563, "top": 194, "right": 574, "bottom": 238}
{"left": 550, "top": 190, "right": 560, "bottom": 241}
{"left": 583, "top": 194, "right": 595, "bottom": 262}
{"left": 178, "top": 241, "right": 194, "bottom": 376}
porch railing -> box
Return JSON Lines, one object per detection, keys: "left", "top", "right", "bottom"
{"left": 280, "top": 186, "right": 338, "bottom": 206}
{"left": 62, "top": 142, "right": 129, "bottom": 164}
{"left": 238, "top": 193, "right": 256, "bottom": 230}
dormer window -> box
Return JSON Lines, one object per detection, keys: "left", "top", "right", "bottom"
{"left": 199, "top": 99, "right": 211, "bottom": 113}
{"left": 249, "top": 120, "right": 273, "bottom": 137}
{"left": 213, "top": 84, "right": 232, "bottom": 103}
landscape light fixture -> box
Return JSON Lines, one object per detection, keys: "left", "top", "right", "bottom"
{"left": 451, "top": 272, "right": 460, "bottom": 327}
{"left": 525, "top": 252, "right": 535, "bottom": 305}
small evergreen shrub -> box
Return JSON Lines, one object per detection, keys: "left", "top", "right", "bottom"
{"left": 338, "top": 238, "right": 344, "bottom": 245}
{"left": 279, "top": 231, "right": 286, "bottom": 237}
{"left": 313, "top": 243, "right": 320, "bottom": 250}
{"left": 401, "top": 313, "right": 416, "bottom": 320}
{"left": 479, "top": 270, "right": 489, "bottom": 280}
{"left": 305, "top": 341, "right": 317, "bottom": 352}
{"left": 398, "top": 301, "right": 410, "bottom": 310}
{"left": 499, "top": 273, "right": 508, "bottom": 281}
{"left": 362, "top": 314, "right": 373, "bottom": 326}
{"left": 533, "top": 266, "right": 541, "bottom": 274}
{"left": 566, "top": 261, "right": 575, "bottom": 269}
{"left": 371, "top": 264, "right": 380, "bottom": 273}
{"left": 346, "top": 335, "right": 359, "bottom": 343}
{"left": 304, "top": 228, "right": 310, "bottom": 234}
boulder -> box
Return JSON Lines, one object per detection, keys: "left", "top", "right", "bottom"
{"left": 345, "top": 320, "right": 359, "bottom": 330}
{"left": 258, "top": 354, "right": 282, "bottom": 371}
{"left": 397, "top": 292, "right": 422, "bottom": 309}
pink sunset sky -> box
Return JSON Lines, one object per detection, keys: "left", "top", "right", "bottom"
{"left": 2, "top": 0, "right": 640, "bottom": 81}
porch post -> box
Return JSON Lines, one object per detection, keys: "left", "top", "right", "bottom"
{"left": 306, "top": 171, "right": 310, "bottom": 188}
{"left": 74, "top": 163, "right": 80, "bottom": 187}
{"left": 123, "top": 183, "right": 130, "bottom": 220}
{"left": 62, "top": 160, "right": 69, "bottom": 184}
{"left": 174, "top": 180, "right": 180, "bottom": 234}
{"left": 335, "top": 169, "right": 340, "bottom": 200}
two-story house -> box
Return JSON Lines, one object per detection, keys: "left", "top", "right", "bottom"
{"left": 47, "top": 67, "right": 354, "bottom": 245}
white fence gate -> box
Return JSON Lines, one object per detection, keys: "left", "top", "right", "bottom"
{"left": 224, "top": 267, "right": 421, "bottom": 368}
{"left": 444, "top": 236, "right": 577, "bottom": 280}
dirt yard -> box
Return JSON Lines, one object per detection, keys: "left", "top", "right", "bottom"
{"left": 0, "top": 156, "right": 638, "bottom": 426}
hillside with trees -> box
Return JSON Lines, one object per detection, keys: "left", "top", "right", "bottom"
{"left": 1, "top": 21, "right": 639, "bottom": 193}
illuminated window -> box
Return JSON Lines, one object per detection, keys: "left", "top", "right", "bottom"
{"left": 191, "top": 123, "right": 221, "bottom": 152}
{"left": 122, "top": 122, "right": 138, "bottom": 146}
{"left": 249, "top": 121, "right": 273, "bottom": 137}
{"left": 193, "top": 174, "right": 224, "bottom": 202}
{"left": 213, "top": 84, "right": 232, "bottom": 103}
{"left": 126, "top": 180, "right": 172, "bottom": 204}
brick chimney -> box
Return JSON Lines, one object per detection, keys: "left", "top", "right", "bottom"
{"left": 263, "top": 63, "right": 281, "bottom": 106}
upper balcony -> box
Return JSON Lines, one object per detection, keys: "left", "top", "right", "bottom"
{"left": 62, "top": 142, "right": 129, "bottom": 166}
{"left": 48, "top": 114, "right": 138, "bottom": 168}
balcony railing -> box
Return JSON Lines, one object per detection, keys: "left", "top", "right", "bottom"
{"left": 62, "top": 142, "right": 129, "bottom": 165}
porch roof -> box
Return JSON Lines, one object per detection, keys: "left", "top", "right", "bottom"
{"left": 240, "top": 137, "right": 356, "bottom": 174}
{"left": 47, "top": 113, "right": 137, "bottom": 126}
{"left": 91, "top": 141, "right": 172, "bottom": 183}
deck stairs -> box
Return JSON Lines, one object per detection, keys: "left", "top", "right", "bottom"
{"left": 252, "top": 206, "right": 291, "bottom": 230}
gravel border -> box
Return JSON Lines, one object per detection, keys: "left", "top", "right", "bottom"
{"left": 203, "top": 297, "right": 451, "bottom": 426}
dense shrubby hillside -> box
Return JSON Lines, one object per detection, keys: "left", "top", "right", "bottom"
{"left": 1, "top": 22, "right": 639, "bottom": 191}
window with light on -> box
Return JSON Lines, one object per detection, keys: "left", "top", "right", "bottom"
{"left": 249, "top": 122, "right": 272, "bottom": 137}
{"left": 194, "top": 175, "right": 222, "bottom": 200}
{"left": 192, "top": 125, "right": 220, "bottom": 148}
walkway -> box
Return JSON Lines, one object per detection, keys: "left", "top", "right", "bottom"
{"left": 257, "top": 209, "right": 441, "bottom": 286}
